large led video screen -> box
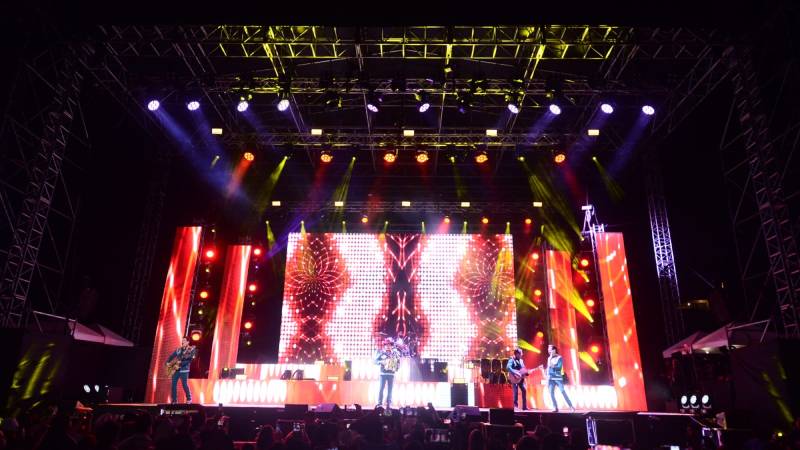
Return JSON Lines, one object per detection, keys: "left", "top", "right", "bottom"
{"left": 278, "top": 233, "right": 517, "bottom": 364}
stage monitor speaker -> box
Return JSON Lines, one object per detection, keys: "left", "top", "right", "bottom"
{"left": 488, "top": 408, "right": 515, "bottom": 425}
{"left": 451, "top": 384, "right": 468, "bottom": 406}
{"left": 316, "top": 403, "right": 340, "bottom": 414}
{"left": 344, "top": 361, "right": 352, "bottom": 381}
{"left": 586, "top": 416, "right": 635, "bottom": 447}
{"left": 283, "top": 404, "right": 309, "bottom": 419}
{"left": 452, "top": 405, "right": 481, "bottom": 422}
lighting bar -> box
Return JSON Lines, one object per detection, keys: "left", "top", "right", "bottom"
{"left": 533, "top": 201, "right": 543, "bottom": 208}
{"left": 486, "top": 129, "right": 498, "bottom": 137}
{"left": 403, "top": 129, "right": 415, "bottom": 137}
{"left": 271, "top": 200, "right": 281, "bottom": 207}
{"left": 460, "top": 202, "right": 471, "bottom": 208}
{"left": 211, "top": 128, "right": 223, "bottom": 135}
{"left": 311, "top": 128, "right": 323, "bottom": 136}
{"left": 334, "top": 201, "right": 344, "bottom": 207}
{"left": 587, "top": 129, "right": 600, "bottom": 136}
{"left": 401, "top": 201, "right": 411, "bottom": 207}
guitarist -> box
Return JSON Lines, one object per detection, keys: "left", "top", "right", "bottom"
{"left": 166, "top": 337, "right": 197, "bottom": 404}
{"left": 374, "top": 338, "right": 401, "bottom": 409}
{"left": 506, "top": 348, "right": 528, "bottom": 411}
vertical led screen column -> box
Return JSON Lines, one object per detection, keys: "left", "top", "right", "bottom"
{"left": 209, "top": 245, "right": 251, "bottom": 379}
{"left": 145, "top": 226, "right": 202, "bottom": 403}
{"left": 595, "top": 232, "right": 647, "bottom": 410}
{"left": 545, "top": 250, "right": 581, "bottom": 385}
{"left": 277, "top": 233, "right": 517, "bottom": 363}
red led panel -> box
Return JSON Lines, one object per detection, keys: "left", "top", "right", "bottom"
{"left": 209, "top": 245, "right": 252, "bottom": 378}
{"left": 145, "top": 226, "right": 202, "bottom": 403}
{"left": 596, "top": 232, "right": 647, "bottom": 410}
{"left": 545, "top": 250, "right": 581, "bottom": 385}
{"left": 278, "top": 233, "right": 517, "bottom": 363}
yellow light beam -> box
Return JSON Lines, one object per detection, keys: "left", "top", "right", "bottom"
{"left": 579, "top": 351, "right": 600, "bottom": 371}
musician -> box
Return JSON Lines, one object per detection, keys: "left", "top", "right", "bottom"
{"left": 166, "top": 337, "right": 197, "bottom": 404}
{"left": 543, "top": 345, "right": 575, "bottom": 412}
{"left": 506, "top": 348, "right": 528, "bottom": 411}
{"left": 374, "top": 338, "right": 401, "bottom": 409}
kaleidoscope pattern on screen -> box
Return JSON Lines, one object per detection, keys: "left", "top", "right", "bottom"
{"left": 278, "top": 233, "right": 517, "bottom": 363}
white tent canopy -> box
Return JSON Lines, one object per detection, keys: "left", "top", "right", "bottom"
{"left": 691, "top": 320, "right": 773, "bottom": 354}
{"left": 32, "top": 311, "right": 134, "bottom": 347}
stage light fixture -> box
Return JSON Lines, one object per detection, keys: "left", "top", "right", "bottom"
{"left": 416, "top": 91, "right": 431, "bottom": 113}
{"left": 190, "top": 330, "right": 202, "bottom": 341}
{"left": 383, "top": 151, "right": 397, "bottom": 163}
{"left": 554, "top": 152, "right": 566, "bottom": 164}
{"left": 486, "top": 129, "right": 498, "bottom": 137}
{"left": 590, "top": 345, "right": 600, "bottom": 354}
{"left": 198, "top": 309, "right": 204, "bottom": 315}
{"left": 506, "top": 93, "right": 522, "bottom": 114}
{"left": 243, "top": 321, "right": 253, "bottom": 330}
{"left": 187, "top": 100, "right": 200, "bottom": 111}
{"left": 253, "top": 248, "right": 262, "bottom": 256}
{"left": 320, "top": 150, "right": 333, "bottom": 163}
{"left": 311, "top": 128, "right": 323, "bottom": 136}
{"left": 457, "top": 92, "right": 472, "bottom": 114}
{"left": 587, "top": 129, "right": 600, "bottom": 136}
{"left": 205, "top": 249, "right": 215, "bottom": 259}
{"left": 243, "top": 152, "right": 255, "bottom": 161}
{"left": 481, "top": 217, "right": 489, "bottom": 224}
{"left": 199, "top": 290, "right": 209, "bottom": 299}
{"left": 549, "top": 103, "right": 562, "bottom": 115}
{"left": 524, "top": 218, "right": 532, "bottom": 225}
{"left": 701, "top": 394, "right": 711, "bottom": 409}
{"left": 517, "top": 156, "right": 525, "bottom": 162}
{"left": 531, "top": 252, "right": 539, "bottom": 260}
{"left": 533, "top": 201, "right": 543, "bottom": 208}
{"left": 475, "top": 150, "right": 489, "bottom": 164}
{"left": 415, "top": 150, "right": 429, "bottom": 164}
{"left": 642, "top": 105, "right": 655, "bottom": 115}
{"left": 248, "top": 283, "right": 257, "bottom": 292}
{"left": 271, "top": 200, "right": 281, "bottom": 206}
{"left": 690, "top": 395, "right": 699, "bottom": 409}
{"left": 334, "top": 201, "right": 344, "bottom": 207}
{"left": 211, "top": 128, "right": 223, "bottom": 135}
{"left": 237, "top": 100, "right": 249, "bottom": 112}
{"left": 366, "top": 90, "right": 382, "bottom": 113}
{"left": 586, "top": 299, "right": 595, "bottom": 307}
{"left": 460, "top": 202, "right": 471, "bottom": 208}
{"left": 401, "top": 201, "right": 411, "bottom": 207}
{"left": 534, "top": 289, "right": 542, "bottom": 297}
{"left": 403, "top": 129, "right": 415, "bottom": 137}
{"left": 361, "top": 216, "right": 368, "bottom": 224}
{"left": 444, "top": 216, "right": 450, "bottom": 224}
{"left": 680, "top": 395, "right": 689, "bottom": 409}
{"left": 580, "top": 258, "right": 590, "bottom": 267}
{"left": 600, "top": 103, "right": 614, "bottom": 114}
{"left": 83, "top": 385, "right": 91, "bottom": 393}
{"left": 147, "top": 100, "right": 160, "bottom": 111}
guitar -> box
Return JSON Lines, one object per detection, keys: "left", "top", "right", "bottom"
{"left": 507, "top": 368, "right": 530, "bottom": 385}
{"left": 166, "top": 359, "right": 181, "bottom": 377}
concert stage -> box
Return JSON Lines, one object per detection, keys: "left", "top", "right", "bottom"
{"left": 93, "top": 402, "right": 706, "bottom": 447}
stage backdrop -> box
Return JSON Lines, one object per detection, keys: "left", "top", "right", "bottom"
{"left": 278, "top": 233, "right": 518, "bottom": 364}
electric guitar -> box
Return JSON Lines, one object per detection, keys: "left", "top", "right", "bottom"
{"left": 166, "top": 359, "right": 181, "bottom": 377}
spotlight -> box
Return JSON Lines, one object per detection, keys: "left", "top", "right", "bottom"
{"left": 586, "top": 299, "right": 595, "bottom": 307}
{"left": 534, "top": 289, "right": 542, "bottom": 297}
{"left": 444, "top": 216, "right": 450, "bottom": 224}
{"left": 475, "top": 150, "right": 489, "bottom": 164}
{"left": 524, "top": 218, "right": 532, "bottom": 225}
{"left": 243, "top": 152, "right": 255, "bottom": 161}
{"left": 415, "top": 150, "right": 429, "bottom": 164}
{"left": 481, "top": 217, "right": 489, "bottom": 224}
{"left": 253, "top": 248, "right": 262, "bottom": 256}
{"left": 600, "top": 103, "right": 614, "bottom": 114}
{"left": 689, "top": 394, "right": 699, "bottom": 409}
{"left": 243, "top": 321, "right": 253, "bottom": 330}
{"left": 361, "top": 216, "right": 368, "bottom": 224}
{"left": 187, "top": 100, "right": 200, "bottom": 111}
{"left": 248, "top": 283, "right": 257, "bottom": 292}
{"left": 590, "top": 345, "right": 600, "bottom": 354}
{"left": 506, "top": 93, "right": 521, "bottom": 114}
{"left": 147, "top": 100, "right": 160, "bottom": 111}
{"left": 199, "top": 290, "right": 209, "bottom": 299}
{"left": 531, "top": 252, "right": 539, "bottom": 260}
{"left": 190, "top": 330, "right": 202, "bottom": 341}
{"left": 457, "top": 92, "right": 472, "bottom": 114}
{"left": 277, "top": 98, "right": 290, "bottom": 111}
{"left": 205, "top": 249, "right": 216, "bottom": 259}
{"left": 367, "top": 91, "right": 382, "bottom": 113}
{"left": 416, "top": 91, "right": 431, "bottom": 113}
{"left": 680, "top": 395, "right": 689, "bottom": 409}
{"left": 237, "top": 100, "right": 249, "bottom": 112}
{"left": 701, "top": 394, "right": 711, "bottom": 409}
{"left": 642, "top": 105, "right": 655, "bottom": 115}
{"left": 549, "top": 103, "right": 562, "bottom": 115}
{"left": 383, "top": 151, "right": 397, "bottom": 163}
{"left": 320, "top": 150, "right": 333, "bottom": 163}
{"left": 83, "top": 385, "right": 91, "bottom": 393}
{"left": 94, "top": 385, "right": 100, "bottom": 393}
{"left": 554, "top": 153, "right": 566, "bottom": 164}
{"left": 580, "top": 258, "right": 590, "bottom": 267}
